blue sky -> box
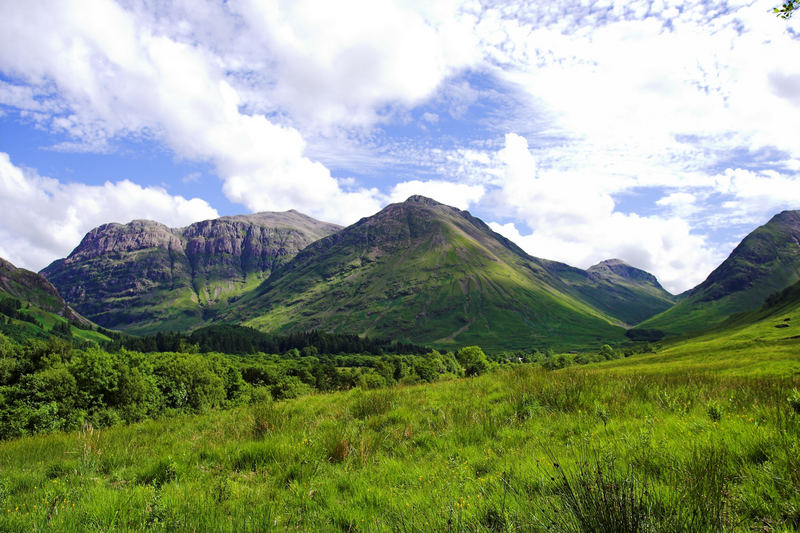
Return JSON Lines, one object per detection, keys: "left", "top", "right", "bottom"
{"left": 1, "top": 0, "right": 799, "bottom": 293}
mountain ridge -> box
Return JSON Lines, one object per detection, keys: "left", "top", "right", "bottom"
{"left": 41, "top": 211, "right": 341, "bottom": 334}
{"left": 226, "top": 196, "right": 633, "bottom": 351}
{"left": 637, "top": 209, "right": 800, "bottom": 335}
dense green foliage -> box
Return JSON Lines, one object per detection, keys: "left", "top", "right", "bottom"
{"left": 113, "top": 324, "right": 429, "bottom": 356}
{"left": 0, "top": 331, "right": 505, "bottom": 440}
{"left": 0, "top": 279, "right": 798, "bottom": 530}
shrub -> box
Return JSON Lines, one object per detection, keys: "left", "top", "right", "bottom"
{"left": 271, "top": 375, "right": 311, "bottom": 400}
{"left": 706, "top": 400, "right": 722, "bottom": 423}
{"left": 456, "top": 346, "right": 491, "bottom": 377}
{"left": 789, "top": 388, "right": 800, "bottom": 415}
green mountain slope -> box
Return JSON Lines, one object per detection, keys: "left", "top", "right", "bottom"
{"left": 637, "top": 210, "right": 800, "bottom": 336}
{"left": 228, "top": 196, "right": 626, "bottom": 351}
{"left": 0, "top": 257, "right": 109, "bottom": 345}
{"left": 1, "top": 257, "right": 88, "bottom": 326}
{"left": 41, "top": 212, "right": 340, "bottom": 334}
{"left": 545, "top": 258, "right": 675, "bottom": 325}
{"left": 601, "top": 278, "right": 800, "bottom": 377}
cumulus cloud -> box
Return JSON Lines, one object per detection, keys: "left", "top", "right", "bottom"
{"left": 0, "top": 153, "right": 218, "bottom": 271}
{"left": 235, "top": 0, "right": 480, "bottom": 129}
{"left": 486, "top": 134, "right": 720, "bottom": 293}
{"left": 2, "top": 0, "right": 472, "bottom": 225}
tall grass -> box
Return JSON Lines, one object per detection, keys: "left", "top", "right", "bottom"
{"left": 1, "top": 356, "right": 798, "bottom": 532}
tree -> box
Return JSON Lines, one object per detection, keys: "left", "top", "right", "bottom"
{"left": 775, "top": 1, "right": 796, "bottom": 18}
{"left": 456, "top": 346, "right": 491, "bottom": 377}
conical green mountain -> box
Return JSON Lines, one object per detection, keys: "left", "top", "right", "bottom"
{"left": 544, "top": 258, "right": 675, "bottom": 326}
{"left": 228, "top": 196, "right": 627, "bottom": 351}
{"left": 41, "top": 212, "right": 340, "bottom": 334}
{"left": 637, "top": 210, "right": 800, "bottom": 335}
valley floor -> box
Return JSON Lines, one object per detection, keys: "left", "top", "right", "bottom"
{"left": 1, "top": 341, "right": 799, "bottom": 532}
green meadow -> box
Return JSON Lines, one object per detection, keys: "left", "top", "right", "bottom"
{"left": 1, "top": 325, "right": 799, "bottom": 531}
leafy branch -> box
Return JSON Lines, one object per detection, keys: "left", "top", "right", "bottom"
{"left": 774, "top": 1, "right": 796, "bottom": 18}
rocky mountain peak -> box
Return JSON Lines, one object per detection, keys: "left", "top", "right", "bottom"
{"left": 402, "top": 195, "right": 442, "bottom": 207}
{"left": 588, "top": 259, "right": 662, "bottom": 287}
{"left": 40, "top": 211, "right": 341, "bottom": 333}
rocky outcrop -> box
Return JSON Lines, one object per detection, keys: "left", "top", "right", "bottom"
{"left": 41, "top": 211, "right": 340, "bottom": 334}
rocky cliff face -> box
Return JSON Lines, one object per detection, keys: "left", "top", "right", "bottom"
{"left": 41, "top": 211, "right": 340, "bottom": 334}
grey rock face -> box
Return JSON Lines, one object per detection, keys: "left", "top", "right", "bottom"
{"left": 41, "top": 212, "right": 340, "bottom": 333}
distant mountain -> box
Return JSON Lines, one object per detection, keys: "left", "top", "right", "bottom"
{"left": 1, "top": 257, "right": 88, "bottom": 326}
{"left": 545, "top": 258, "right": 675, "bottom": 326}
{"left": 226, "top": 196, "right": 628, "bottom": 351}
{"left": 637, "top": 210, "right": 800, "bottom": 335}
{"left": 41, "top": 211, "right": 341, "bottom": 334}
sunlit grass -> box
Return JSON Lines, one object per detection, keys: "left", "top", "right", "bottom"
{"left": 2, "top": 344, "right": 799, "bottom": 532}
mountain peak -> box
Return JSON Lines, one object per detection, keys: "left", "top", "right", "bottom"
{"left": 768, "top": 209, "right": 800, "bottom": 228}
{"left": 588, "top": 258, "right": 659, "bottom": 284}
{"left": 402, "top": 195, "right": 442, "bottom": 207}
{"left": 592, "top": 258, "right": 629, "bottom": 268}
{"left": 41, "top": 211, "right": 341, "bottom": 333}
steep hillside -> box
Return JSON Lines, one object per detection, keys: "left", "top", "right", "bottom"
{"left": 41, "top": 212, "right": 340, "bottom": 334}
{"left": 1, "top": 257, "right": 88, "bottom": 326}
{"left": 228, "top": 196, "right": 626, "bottom": 351}
{"left": 637, "top": 210, "right": 800, "bottom": 335}
{"left": 545, "top": 258, "right": 675, "bottom": 325}
{"left": 0, "top": 257, "right": 109, "bottom": 344}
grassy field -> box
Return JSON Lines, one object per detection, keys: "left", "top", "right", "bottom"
{"left": 1, "top": 332, "right": 799, "bottom": 532}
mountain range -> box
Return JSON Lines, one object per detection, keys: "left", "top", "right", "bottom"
{"left": 3, "top": 196, "right": 798, "bottom": 351}
{"left": 222, "top": 196, "right": 679, "bottom": 350}
{"left": 41, "top": 211, "right": 340, "bottom": 335}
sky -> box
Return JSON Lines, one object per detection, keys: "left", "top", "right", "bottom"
{"left": 1, "top": 0, "right": 799, "bottom": 294}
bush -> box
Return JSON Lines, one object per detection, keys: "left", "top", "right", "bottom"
{"left": 456, "top": 346, "right": 491, "bottom": 376}
{"left": 789, "top": 389, "right": 800, "bottom": 415}
{"left": 706, "top": 400, "right": 722, "bottom": 423}
{"left": 271, "top": 376, "right": 311, "bottom": 400}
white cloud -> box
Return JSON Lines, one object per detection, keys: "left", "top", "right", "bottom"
{"left": 233, "top": 0, "right": 480, "bottom": 129}
{"left": 2, "top": 0, "right": 473, "bottom": 225}
{"left": 0, "top": 152, "right": 218, "bottom": 271}
{"left": 656, "top": 192, "right": 700, "bottom": 218}
{"left": 472, "top": 0, "right": 800, "bottom": 197}
{"left": 712, "top": 168, "right": 800, "bottom": 223}
{"left": 486, "top": 134, "right": 720, "bottom": 293}
{"left": 388, "top": 179, "right": 485, "bottom": 210}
